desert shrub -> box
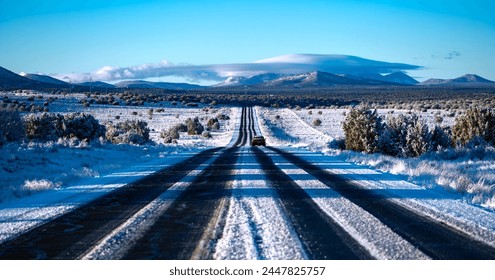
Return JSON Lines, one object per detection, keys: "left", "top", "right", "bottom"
{"left": 216, "top": 114, "right": 230, "bottom": 120}
{"left": 378, "top": 114, "right": 409, "bottom": 156}
{"left": 452, "top": 107, "right": 495, "bottom": 146}
{"left": 379, "top": 114, "right": 432, "bottom": 157}
{"left": 106, "top": 120, "right": 150, "bottom": 145}
{"left": 175, "top": 123, "right": 188, "bottom": 132}
{"left": 185, "top": 117, "right": 204, "bottom": 135}
{"left": 404, "top": 115, "right": 431, "bottom": 157}
{"left": 61, "top": 112, "right": 105, "bottom": 142}
{"left": 206, "top": 117, "right": 220, "bottom": 130}
{"left": 312, "top": 118, "right": 322, "bottom": 126}
{"left": 430, "top": 125, "right": 452, "bottom": 151}
{"left": 24, "top": 113, "right": 64, "bottom": 141}
{"left": 25, "top": 112, "right": 104, "bottom": 142}
{"left": 342, "top": 107, "right": 381, "bottom": 153}
{"left": 160, "top": 124, "right": 181, "bottom": 144}
{"left": 202, "top": 131, "right": 212, "bottom": 138}
{"left": 434, "top": 114, "right": 444, "bottom": 124}
{"left": 0, "top": 108, "right": 25, "bottom": 145}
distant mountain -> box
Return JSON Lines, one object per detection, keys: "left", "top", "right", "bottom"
{"left": 114, "top": 80, "right": 203, "bottom": 90}
{"left": 420, "top": 74, "right": 495, "bottom": 86}
{"left": 420, "top": 78, "right": 447, "bottom": 85}
{"left": 256, "top": 71, "right": 407, "bottom": 88}
{"left": 0, "top": 66, "right": 39, "bottom": 88}
{"left": 260, "top": 71, "right": 365, "bottom": 88}
{"left": 21, "top": 73, "right": 68, "bottom": 85}
{"left": 78, "top": 81, "right": 115, "bottom": 88}
{"left": 380, "top": 72, "right": 418, "bottom": 85}
{"left": 216, "top": 70, "right": 418, "bottom": 88}
{"left": 214, "top": 73, "right": 284, "bottom": 87}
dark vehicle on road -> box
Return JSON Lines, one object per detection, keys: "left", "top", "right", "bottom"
{"left": 251, "top": 135, "right": 266, "bottom": 146}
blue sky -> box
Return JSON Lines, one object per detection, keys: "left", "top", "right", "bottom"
{"left": 1, "top": 0, "right": 494, "bottom": 84}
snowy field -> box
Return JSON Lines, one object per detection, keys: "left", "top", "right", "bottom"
{"left": 1, "top": 91, "right": 237, "bottom": 204}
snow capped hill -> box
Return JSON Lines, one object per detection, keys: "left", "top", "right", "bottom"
{"left": 214, "top": 73, "right": 283, "bottom": 87}
{"left": 421, "top": 74, "right": 495, "bottom": 86}
{"left": 262, "top": 71, "right": 370, "bottom": 88}
{"left": 0, "top": 66, "right": 38, "bottom": 88}
{"left": 216, "top": 70, "right": 419, "bottom": 88}
{"left": 21, "top": 73, "right": 68, "bottom": 85}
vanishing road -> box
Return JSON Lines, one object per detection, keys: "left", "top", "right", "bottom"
{"left": 1, "top": 107, "right": 494, "bottom": 260}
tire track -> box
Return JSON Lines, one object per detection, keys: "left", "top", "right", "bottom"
{"left": 251, "top": 146, "right": 373, "bottom": 259}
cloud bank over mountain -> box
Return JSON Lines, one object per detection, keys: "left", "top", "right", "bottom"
{"left": 54, "top": 54, "right": 422, "bottom": 83}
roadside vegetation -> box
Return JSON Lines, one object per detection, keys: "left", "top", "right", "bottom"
{"left": 342, "top": 106, "right": 495, "bottom": 157}
{"left": 1, "top": 108, "right": 228, "bottom": 147}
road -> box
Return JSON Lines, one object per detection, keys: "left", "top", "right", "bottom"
{"left": 0, "top": 107, "right": 494, "bottom": 260}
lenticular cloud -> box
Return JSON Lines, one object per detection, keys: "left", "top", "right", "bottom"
{"left": 55, "top": 54, "right": 421, "bottom": 83}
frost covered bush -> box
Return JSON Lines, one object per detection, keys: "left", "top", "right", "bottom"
{"left": 202, "top": 131, "right": 212, "bottom": 138}
{"left": 24, "top": 113, "right": 64, "bottom": 141}
{"left": 452, "top": 107, "right": 495, "bottom": 146}
{"left": 186, "top": 117, "right": 204, "bottom": 135}
{"left": 216, "top": 114, "right": 230, "bottom": 121}
{"left": 404, "top": 115, "right": 431, "bottom": 157}
{"left": 312, "top": 118, "right": 322, "bottom": 126}
{"left": 0, "top": 108, "right": 24, "bottom": 145}
{"left": 106, "top": 120, "right": 150, "bottom": 145}
{"left": 160, "top": 124, "right": 182, "bottom": 144}
{"left": 60, "top": 112, "right": 105, "bottom": 142}
{"left": 379, "top": 114, "right": 432, "bottom": 157}
{"left": 430, "top": 125, "right": 452, "bottom": 152}
{"left": 206, "top": 117, "right": 220, "bottom": 130}
{"left": 342, "top": 107, "right": 381, "bottom": 153}
{"left": 24, "top": 112, "right": 104, "bottom": 142}
{"left": 378, "top": 114, "right": 408, "bottom": 156}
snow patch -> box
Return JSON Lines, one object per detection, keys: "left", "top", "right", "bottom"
{"left": 22, "top": 179, "right": 60, "bottom": 191}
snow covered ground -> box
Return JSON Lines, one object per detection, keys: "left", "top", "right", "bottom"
{"left": 256, "top": 106, "right": 495, "bottom": 210}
